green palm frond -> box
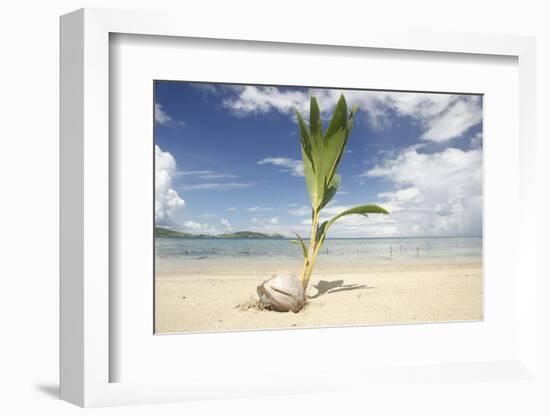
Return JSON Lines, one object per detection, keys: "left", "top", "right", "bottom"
{"left": 294, "top": 94, "right": 355, "bottom": 210}
{"left": 309, "top": 96, "right": 324, "bottom": 143}
{"left": 289, "top": 232, "right": 308, "bottom": 260}
{"left": 319, "top": 174, "right": 340, "bottom": 210}
{"left": 291, "top": 94, "right": 390, "bottom": 290}
{"left": 316, "top": 204, "right": 389, "bottom": 248}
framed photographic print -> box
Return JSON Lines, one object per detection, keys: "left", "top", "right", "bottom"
{"left": 153, "top": 81, "right": 484, "bottom": 334}
{"left": 60, "top": 7, "right": 539, "bottom": 408}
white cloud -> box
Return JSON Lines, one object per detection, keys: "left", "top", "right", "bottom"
{"left": 301, "top": 212, "right": 399, "bottom": 238}
{"left": 420, "top": 96, "right": 482, "bottom": 142}
{"left": 199, "top": 213, "right": 217, "bottom": 218}
{"left": 178, "top": 170, "right": 237, "bottom": 179}
{"left": 291, "top": 145, "right": 482, "bottom": 238}
{"left": 379, "top": 91, "right": 455, "bottom": 119}
{"left": 250, "top": 216, "right": 279, "bottom": 226}
{"left": 155, "top": 103, "right": 172, "bottom": 124}
{"left": 320, "top": 205, "right": 355, "bottom": 216}
{"left": 180, "top": 182, "right": 253, "bottom": 191}
{"left": 193, "top": 83, "right": 245, "bottom": 96}
{"left": 470, "top": 132, "right": 483, "bottom": 149}
{"left": 222, "top": 86, "right": 308, "bottom": 116}
{"left": 376, "top": 187, "right": 421, "bottom": 213}
{"left": 246, "top": 223, "right": 306, "bottom": 238}
{"left": 220, "top": 218, "right": 232, "bottom": 230}
{"left": 182, "top": 220, "right": 203, "bottom": 230}
{"left": 226, "top": 207, "right": 237, "bottom": 212}
{"left": 359, "top": 92, "right": 482, "bottom": 141}
{"left": 182, "top": 220, "right": 217, "bottom": 234}
{"left": 364, "top": 146, "right": 482, "bottom": 236}
{"left": 155, "top": 145, "right": 185, "bottom": 225}
{"left": 155, "top": 103, "right": 185, "bottom": 127}
{"left": 223, "top": 86, "right": 481, "bottom": 142}
{"left": 294, "top": 205, "right": 397, "bottom": 238}
{"left": 199, "top": 173, "right": 238, "bottom": 179}
{"left": 288, "top": 145, "right": 482, "bottom": 238}
{"left": 247, "top": 206, "right": 271, "bottom": 212}
{"left": 192, "top": 83, "right": 219, "bottom": 94}
{"left": 257, "top": 157, "right": 304, "bottom": 177}
{"left": 288, "top": 205, "right": 311, "bottom": 216}
{"left": 178, "top": 170, "right": 213, "bottom": 176}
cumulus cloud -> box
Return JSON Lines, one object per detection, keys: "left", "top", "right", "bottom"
{"left": 222, "top": 86, "right": 308, "bottom": 116}
{"left": 220, "top": 218, "right": 232, "bottom": 230}
{"left": 182, "top": 220, "right": 217, "bottom": 234}
{"left": 376, "top": 187, "right": 421, "bottom": 213}
{"left": 364, "top": 146, "right": 482, "bottom": 236}
{"left": 223, "top": 86, "right": 481, "bottom": 142}
{"left": 420, "top": 96, "right": 482, "bottom": 142}
{"left": 290, "top": 145, "right": 482, "bottom": 238}
{"left": 269, "top": 217, "right": 279, "bottom": 225}
{"left": 155, "top": 145, "right": 185, "bottom": 225}
{"left": 257, "top": 157, "right": 304, "bottom": 177}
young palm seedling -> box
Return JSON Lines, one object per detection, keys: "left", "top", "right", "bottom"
{"left": 257, "top": 94, "right": 389, "bottom": 312}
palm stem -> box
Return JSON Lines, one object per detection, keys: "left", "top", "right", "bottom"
{"left": 299, "top": 208, "right": 319, "bottom": 290}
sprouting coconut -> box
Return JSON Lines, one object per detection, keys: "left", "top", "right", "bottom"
{"left": 257, "top": 272, "right": 304, "bottom": 312}
{"left": 257, "top": 94, "right": 389, "bottom": 312}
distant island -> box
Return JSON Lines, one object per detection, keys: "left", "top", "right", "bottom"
{"left": 155, "top": 227, "right": 286, "bottom": 239}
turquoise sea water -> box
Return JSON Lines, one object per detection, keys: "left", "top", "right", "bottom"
{"left": 155, "top": 237, "right": 482, "bottom": 276}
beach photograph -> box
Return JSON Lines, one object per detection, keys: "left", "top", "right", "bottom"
{"left": 154, "top": 82, "right": 483, "bottom": 334}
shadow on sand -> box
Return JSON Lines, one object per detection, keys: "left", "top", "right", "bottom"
{"left": 309, "top": 279, "right": 373, "bottom": 299}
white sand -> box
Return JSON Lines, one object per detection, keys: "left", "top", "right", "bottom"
{"left": 155, "top": 262, "right": 482, "bottom": 333}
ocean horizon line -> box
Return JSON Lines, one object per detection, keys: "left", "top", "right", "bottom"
{"left": 156, "top": 235, "right": 482, "bottom": 240}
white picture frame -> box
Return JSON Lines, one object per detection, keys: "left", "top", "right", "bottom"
{"left": 60, "top": 7, "right": 538, "bottom": 408}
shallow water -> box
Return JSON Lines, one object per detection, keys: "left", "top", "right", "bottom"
{"left": 155, "top": 237, "right": 482, "bottom": 276}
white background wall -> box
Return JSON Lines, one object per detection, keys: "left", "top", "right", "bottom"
{"left": 0, "top": 1, "right": 548, "bottom": 415}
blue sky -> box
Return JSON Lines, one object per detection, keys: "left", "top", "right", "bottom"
{"left": 155, "top": 82, "right": 483, "bottom": 238}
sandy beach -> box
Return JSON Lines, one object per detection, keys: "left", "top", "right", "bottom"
{"left": 155, "top": 261, "right": 482, "bottom": 333}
